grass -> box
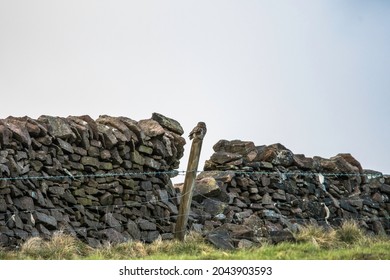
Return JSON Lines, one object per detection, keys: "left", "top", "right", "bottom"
{"left": 1, "top": 222, "right": 389, "bottom": 260}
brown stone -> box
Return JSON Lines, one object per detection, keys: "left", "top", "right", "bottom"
{"left": 152, "top": 112, "right": 184, "bottom": 135}
{"left": 138, "top": 119, "right": 165, "bottom": 137}
{"left": 5, "top": 118, "right": 31, "bottom": 146}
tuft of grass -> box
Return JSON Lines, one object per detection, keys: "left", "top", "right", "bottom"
{"left": 294, "top": 224, "right": 337, "bottom": 248}
{"left": 19, "top": 232, "right": 92, "bottom": 260}
{"left": 336, "top": 220, "right": 366, "bottom": 245}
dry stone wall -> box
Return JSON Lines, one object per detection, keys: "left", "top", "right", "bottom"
{"left": 1, "top": 113, "right": 389, "bottom": 251}
{"left": 0, "top": 113, "right": 185, "bottom": 248}
{"left": 187, "top": 140, "right": 390, "bottom": 249}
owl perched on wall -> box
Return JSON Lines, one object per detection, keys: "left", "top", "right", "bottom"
{"left": 189, "top": 122, "right": 207, "bottom": 140}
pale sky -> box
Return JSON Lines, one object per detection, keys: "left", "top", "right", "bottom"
{"left": 0, "top": 0, "right": 389, "bottom": 179}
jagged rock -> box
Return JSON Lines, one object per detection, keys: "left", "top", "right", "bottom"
{"left": 138, "top": 219, "right": 157, "bottom": 231}
{"left": 96, "top": 123, "right": 118, "bottom": 149}
{"left": 127, "top": 220, "right": 141, "bottom": 240}
{"left": 380, "top": 184, "right": 390, "bottom": 194}
{"left": 102, "top": 213, "right": 121, "bottom": 229}
{"left": 0, "top": 122, "right": 13, "bottom": 145}
{"left": 81, "top": 156, "right": 100, "bottom": 168}
{"left": 206, "top": 230, "right": 234, "bottom": 250}
{"left": 330, "top": 155, "right": 360, "bottom": 174}
{"left": 210, "top": 151, "right": 242, "bottom": 165}
{"left": 57, "top": 138, "right": 74, "bottom": 154}
{"left": 203, "top": 198, "right": 227, "bottom": 216}
{"left": 5, "top": 118, "right": 32, "bottom": 146}
{"left": 138, "top": 119, "right": 165, "bottom": 137}
{"left": 293, "top": 154, "right": 314, "bottom": 170}
{"left": 152, "top": 112, "right": 184, "bottom": 135}
{"left": 38, "top": 116, "right": 76, "bottom": 141}
{"left": 192, "top": 177, "right": 221, "bottom": 201}
{"left": 213, "top": 139, "right": 256, "bottom": 156}
{"left": 117, "top": 117, "right": 143, "bottom": 142}
{"left": 34, "top": 212, "right": 57, "bottom": 229}
{"left": 13, "top": 196, "right": 34, "bottom": 211}
{"left": 96, "top": 115, "right": 132, "bottom": 141}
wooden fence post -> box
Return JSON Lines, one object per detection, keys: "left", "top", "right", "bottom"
{"left": 174, "top": 122, "right": 206, "bottom": 241}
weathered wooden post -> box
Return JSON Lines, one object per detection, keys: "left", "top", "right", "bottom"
{"left": 175, "top": 122, "right": 207, "bottom": 241}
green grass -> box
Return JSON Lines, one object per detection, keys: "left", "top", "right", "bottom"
{"left": 1, "top": 222, "right": 389, "bottom": 260}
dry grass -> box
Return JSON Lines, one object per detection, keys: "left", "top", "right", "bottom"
{"left": 336, "top": 220, "right": 367, "bottom": 244}
{"left": 294, "top": 224, "right": 337, "bottom": 248}
{"left": 18, "top": 231, "right": 92, "bottom": 259}
{"left": 1, "top": 225, "right": 389, "bottom": 260}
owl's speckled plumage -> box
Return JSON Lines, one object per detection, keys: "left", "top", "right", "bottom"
{"left": 189, "top": 122, "right": 207, "bottom": 140}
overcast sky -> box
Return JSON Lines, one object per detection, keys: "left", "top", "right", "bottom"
{"left": 0, "top": 0, "right": 389, "bottom": 179}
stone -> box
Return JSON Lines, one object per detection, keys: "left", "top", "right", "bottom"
{"left": 269, "top": 230, "right": 295, "bottom": 244}
{"left": 77, "top": 197, "right": 92, "bottom": 206}
{"left": 100, "top": 162, "right": 113, "bottom": 170}
{"left": 210, "top": 151, "right": 242, "bottom": 165}
{"left": 127, "top": 220, "right": 141, "bottom": 240}
{"left": 100, "top": 149, "right": 111, "bottom": 160}
{"left": 138, "top": 219, "right": 157, "bottom": 231}
{"left": 144, "top": 156, "right": 161, "bottom": 170}
{"left": 380, "top": 184, "right": 390, "bottom": 194}
{"left": 336, "top": 153, "right": 363, "bottom": 173}
{"left": 102, "top": 213, "right": 121, "bottom": 229}
{"left": 96, "top": 115, "right": 132, "bottom": 141}
{"left": 203, "top": 198, "right": 227, "bottom": 216}
{"left": 262, "top": 210, "right": 280, "bottom": 221}
{"left": 13, "top": 196, "right": 34, "bottom": 211}
{"left": 48, "top": 186, "right": 65, "bottom": 196}
{"left": 140, "top": 181, "right": 152, "bottom": 191}
{"left": 38, "top": 115, "right": 76, "bottom": 140}
{"left": 141, "top": 231, "right": 160, "bottom": 243}
{"left": 272, "top": 149, "right": 295, "bottom": 167}
{"left": 213, "top": 140, "right": 256, "bottom": 155}
{"left": 34, "top": 212, "right": 57, "bottom": 229}
{"left": 340, "top": 200, "right": 358, "bottom": 213}
{"left": 293, "top": 154, "right": 314, "bottom": 170}
{"left": 237, "top": 239, "right": 254, "bottom": 249}
{"left": 192, "top": 177, "right": 221, "bottom": 201}
{"left": 165, "top": 201, "right": 178, "bottom": 214}
{"left": 14, "top": 229, "right": 29, "bottom": 240}
{"left": 63, "top": 191, "right": 77, "bottom": 204}
{"left": 139, "top": 145, "right": 153, "bottom": 155}
{"left": 98, "top": 228, "right": 127, "bottom": 243}
{"left": 130, "top": 151, "right": 145, "bottom": 166}
{"left": 73, "top": 146, "right": 88, "bottom": 156}
{"left": 100, "top": 193, "right": 114, "bottom": 206}
{"left": 262, "top": 193, "right": 273, "bottom": 205}
{"left": 330, "top": 154, "right": 359, "bottom": 174}
{"left": 117, "top": 117, "right": 144, "bottom": 142}
{"left": 138, "top": 119, "right": 165, "bottom": 137}
{"left": 97, "top": 123, "right": 118, "bottom": 149}
{"left": 30, "top": 160, "right": 44, "bottom": 172}
{"left": 206, "top": 231, "right": 234, "bottom": 250}
{"left": 152, "top": 112, "right": 184, "bottom": 135}
{"left": 57, "top": 138, "right": 74, "bottom": 154}
{"left": 0, "top": 123, "right": 12, "bottom": 145}
{"left": 5, "top": 118, "right": 32, "bottom": 146}
{"left": 81, "top": 156, "right": 100, "bottom": 168}
{"left": 0, "top": 198, "right": 7, "bottom": 212}
{"left": 88, "top": 146, "right": 100, "bottom": 157}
